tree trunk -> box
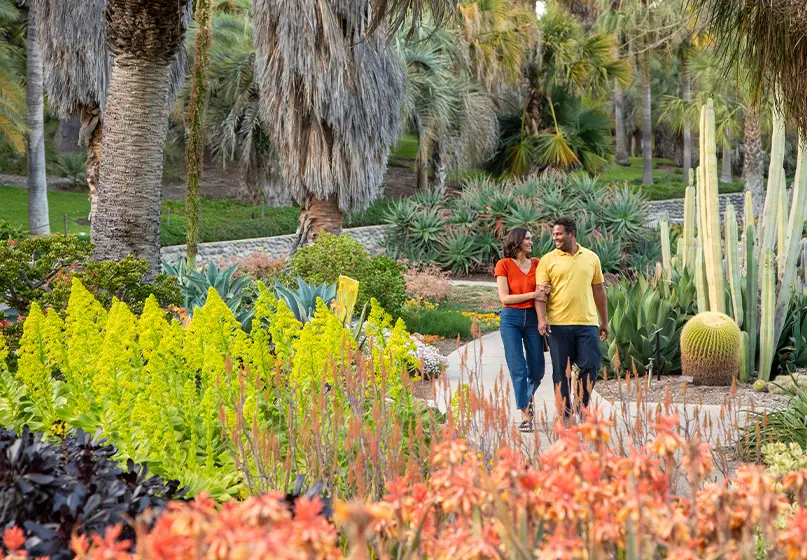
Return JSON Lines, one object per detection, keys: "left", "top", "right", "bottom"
{"left": 26, "top": 2, "right": 50, "bottom": 236}
{"left": 641, "top": 52, "right": 653, "bottom": 185}
{"left": 185, "top": 0, "right": 214, "bottom": 267}
{"left": 720, "top": 139, "right": 732, "bottom": 183}
{"left": 93, "top": 63, "right": 172, "bottom": 278}
{"left": 415, "top": 132, "right": 429, "bottom": 191}
{"left": 682, "top": 50, "right": 692, "bottom": 181}
{"left": 743, "top": 109, "right": 764, "bottom": 217}
{"left": 292, "top": 195, "right": 343, "bottom": 250}
{"left": 430, "top": 141, "right": 448, "bottom": 192}
{"left": 79, "top": 104, "right": 102, "bottom": 225}
{"left": 614, "top": 80, "right": 629, "bottom": 166}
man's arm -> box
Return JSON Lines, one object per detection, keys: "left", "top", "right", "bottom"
{"left": 592, "top": 283, "right": 609, "bottom": 341}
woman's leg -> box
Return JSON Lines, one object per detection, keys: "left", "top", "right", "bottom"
{"left": 499, "top": 308, "right": 532, "bottom": 418}
{"left": 523, "top": 309, "right": 545, "bottom": 409}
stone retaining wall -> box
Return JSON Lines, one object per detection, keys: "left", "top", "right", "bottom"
{"left": 647, "top": 193, "right": 745, "bottom": 225}
{"left": 160, "top": 224, "right": 389, "bottom": 266}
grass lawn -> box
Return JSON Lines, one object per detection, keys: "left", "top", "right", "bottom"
{"left": 596, "top": 157, "right": 745, "bottom": 200}
{"left": 0, "top": 185, "right": 393, "bottom": 245}
{"left": 391, "top": 134, "right": 419, "bottom": 160}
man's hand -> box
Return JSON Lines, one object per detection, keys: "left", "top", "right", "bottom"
{"left": 598, "top": 322, "right": 609, "bottom": 341}
{"left": 538, "top": 316, "right": 551, "bottom": 336}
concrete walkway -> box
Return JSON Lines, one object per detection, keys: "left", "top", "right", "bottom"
{"left": 436, "top": 329, "right": 760, "bottom": 460}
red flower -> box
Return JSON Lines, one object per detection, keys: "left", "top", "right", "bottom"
{"left": 3, "top": 527, "right": 25, "bottom": 552}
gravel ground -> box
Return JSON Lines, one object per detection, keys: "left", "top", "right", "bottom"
{"left": 596, "top": 375, "right": 791, "bottom": 409}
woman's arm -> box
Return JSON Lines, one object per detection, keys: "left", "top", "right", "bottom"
{"left": 497, "top": 276, "right": 537, "bottom": 305}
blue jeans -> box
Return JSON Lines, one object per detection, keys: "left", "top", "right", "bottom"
{"left": 499, "top": 307, "right": 545, "bottom": 410}
{"left": 547, "top": 325, "right": 602, "bottom": 418}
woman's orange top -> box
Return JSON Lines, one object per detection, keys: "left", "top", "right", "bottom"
{"left": 494, "top": 257, "right": 540, "bottom": 309}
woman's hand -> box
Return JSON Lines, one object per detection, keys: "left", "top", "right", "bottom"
{"left": 535, "top": 284, "right": 552, "bottom": 302}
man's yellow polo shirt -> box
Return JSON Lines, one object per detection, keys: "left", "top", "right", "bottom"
{"left": 535, "top": 245, "right": 604, "bottom": 326}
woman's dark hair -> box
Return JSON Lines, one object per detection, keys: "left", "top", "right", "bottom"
{"left": 503, "top": 228, "right": 530, "bottom": 259}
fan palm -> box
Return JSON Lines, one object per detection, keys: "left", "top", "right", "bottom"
{"left": 253, "top": 0, "right": 407, "bottom": 248}
{"left": 394, "top": 20, "right": 498, "bottom": 191}
{"left": 91, "top": 0, "right": 189, "bottom": 276}
{"left": 695, "top": 0, "right": 807, "bottom": 132}
{"left": 0, "top": 0, "right": 25, "bottom": 153}
{"left": 35, "top": 0, "right": 189, "bottom": 225}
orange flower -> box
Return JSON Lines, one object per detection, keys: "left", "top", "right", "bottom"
{"left": 2, "top": 527, "right": 25, "bottom": 552}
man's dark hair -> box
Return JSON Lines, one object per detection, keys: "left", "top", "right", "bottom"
{"left": 503, "top": 227, "right": 530, "bottom": 258}
{"left": 553, "top": 217, "right": 577, "bottom": 236}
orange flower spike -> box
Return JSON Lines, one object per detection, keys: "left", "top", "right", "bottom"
{"left": 71, "top": 534, "right": 90, "bottom": 559}
{"left": 88, "top": 525, "right": 132, "bottom": 559}
{"left": 777, "top": 508, "right": 807, "bottom": 559}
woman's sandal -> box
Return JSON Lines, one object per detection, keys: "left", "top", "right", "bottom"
{"left": 527, "top": 401, "right": 534, "bottom": 420}
{"left": 518, "top": 419, "right": 533, "bottom": 433}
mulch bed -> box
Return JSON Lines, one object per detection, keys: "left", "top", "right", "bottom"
{"left": 595, "top": 374, "right": 791, "bottom": 409}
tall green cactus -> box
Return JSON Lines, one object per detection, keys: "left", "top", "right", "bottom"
{"left": 724, "top": 204, "right": 743, "bottom": 326}
{"left": 759, "top": 249, "right": 776, "bottom": 382}
{"left": 744, "top": 190, "right": 754, "bottom": 229}
{"left": 773, "top": 137, "right": 807, "bottom": 349}
{"left": 695, "top": 245, "right": 708, "bottom": 314}
{"left": 758, "top": 108, "right": 786, "bottom": 274}
{"left": 660, "top": 218, "right": 672, "bottom": 280}
{"left": 683, "top": 177, "right": 696, "bottom": 271}
{"left": 698, "top": 101, "right": 725, "bottom": 313}
{"left": 744, "top": 222, "right": 758, "bottom": 376}
{"left": 739, "top": 330, "right": 751, "bottom": 383}
{"left": 777, "top": 174, "right": 787, "bottom": 277}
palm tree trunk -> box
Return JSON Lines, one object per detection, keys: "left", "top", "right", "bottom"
{"left": 185, "top": 0, "right": 214, "bottom": 268}
{"left": 416, "top": 135, "right": 429, "bottom": 191}
{"left": 682, "top": 50, "right": 692, "bottom": 181}
{"left": 93, "top": 63, "right": 172, "bottom": 277}
{"left": 720, "top": 139, "right": 732, "bottom": 183}
{"left": 79, "top": 104, "right": 102, "bottom": 225}
{"left": 430, "top": 141, "right": 448, "bottom": 192}
{"left": 742, "top": 109, "right": 764, "bottom": 217}
{"left": 293, "top": 195, "right": 342, "bottom": 250}
{"left": 26, "top": 2, "right": 49, "bottom": 236}
{"left": 641, "top": 52, "right": 653, "bottom": 185}
{"left": 614, "top": 80, "right": 629, "bottom": 166}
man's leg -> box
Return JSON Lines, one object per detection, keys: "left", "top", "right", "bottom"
{"left": 574, "top": 325, "right": 603, "bottom": 412}
{"left": 547, "top": 325, "right": 574, "bottom": 419}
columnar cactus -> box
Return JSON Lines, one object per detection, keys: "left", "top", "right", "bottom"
{"left": 744, "top": 222, "right": 758, "bottom": 377}
{"left": 683, "top": 173, "right": 697, "bottom": 270}
{"left": 695, "top": 245, "right": 708, "bottom": 314}
{"left": 758, "top": 249, "right": 776, "bottom": 382}
{"left": 758, "top": 108, "right": 786, "bottom": 272}
{"left": 660, "top": 218, "right": 672, "bottom": 280}
{"left": 739, "top": 330, "right": 751, "bottom": 384}
{"left": 698, "top": 101, "right": 725, "bottom": 313}
{"left": 724, "top": 204, "right": 743, "bottom": 326}
{"left": 681, "top": 312, "right": 741, "bottom": 386}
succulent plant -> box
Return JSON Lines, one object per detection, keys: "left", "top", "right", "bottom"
{"left": 680, "top": 311, "right": 741, "bottom": 386}
{"left": 273, "top": 278, "right": 337, "bottom": 323}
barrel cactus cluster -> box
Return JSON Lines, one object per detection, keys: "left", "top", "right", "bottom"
{"left": 660, "top": 99, "right": 807, "bottom": 386}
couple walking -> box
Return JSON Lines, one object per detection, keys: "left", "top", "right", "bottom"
{"left": 495, "top": 217, "right": 609, "bottom": 432}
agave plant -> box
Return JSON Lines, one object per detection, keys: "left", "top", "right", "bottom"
{"left": 384, "top": 198, "right": 419, "bottom": 237}
{"left": 163, "top": 260, "right": 255, "bottom": 329}
{"left": 411, "top": 190, "right": 447, "bottom": 208}
{"left": 599, "top": 185, "right": 650, "bottom": 241}
{"left": 409, "top": 208, "right": 445, "bottom": 252}
{"left": 273, "top": 278, "right": 337, "bottom": 323}
{"left": 588, "top": 232, "right": 622, "bottom": 273}
{"left": 449, "top": 203, "right": 479, "bottom": 227}
{"left": 504, "top": 200, "right": 542, "bottom": 232}
{"left": 437, "top": 229, "right": 481, "bottom": 276}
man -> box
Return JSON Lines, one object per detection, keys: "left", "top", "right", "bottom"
{"left": 535, "top": 217, "right": 609, "bottom": 419}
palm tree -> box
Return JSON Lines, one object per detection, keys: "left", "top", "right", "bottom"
{"left": 25, "top": 0, "right": 48, "bottom": 235}
{"left": 91, "top": 0, "right": 188, "bottom": 276}
{"left": 697, "top": 0, "right": 807, "bottom": 132}
{"left": 0, "top": 0, "right": 25, "bottom": 153}
{"left": 253, "top": 1, "right": 405, "bottom": 246}
{"left": 394, "top": 21, "right": 497, "bottom": 191}
{"left": 35, "top": 0, "right": 188, "bottom": 225}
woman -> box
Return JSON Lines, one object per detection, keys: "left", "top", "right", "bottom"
{"left": 495, "top": 228, "right": 548, "bottom": 433}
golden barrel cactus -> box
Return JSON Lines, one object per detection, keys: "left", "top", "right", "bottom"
{"left": 681, "top": 312, "right": 741, "bottom": 386}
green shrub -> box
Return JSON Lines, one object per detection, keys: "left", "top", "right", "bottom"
{"left": 360, "top": 255, "right": 406, "bottom": 316}
{"left": 44, "top": 256, "right": 182, "bottom": 316}
{"left": 290, "top": 233, "right": 406, "bottom": 316}
{"left": 401, "top": 308, "right": 473, "bottom": 340}
{"left": 0, "top": 234, "right": 93, "bottom": 314}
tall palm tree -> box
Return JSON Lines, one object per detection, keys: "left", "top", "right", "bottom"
{"left": 395, "top": 21, "right": 497, "bottom": 191}
{"left": 697, "top": 0, "right": 807, "bottom": 132}
{"left": 36, "top": 0, "right": 188, "bottom": 225}
{"left": 0, "top": 0, "right": 25, "bottom": 153}
{"left": 25, "top": 0, "right": 48, "bottom": 235}
{"left": 253, "top": 1, "right": 406, "bottom": 246}
{"left": 92, "top": 0, "right": 187, "bottom": 276}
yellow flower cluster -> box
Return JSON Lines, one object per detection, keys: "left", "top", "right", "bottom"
{"left": 0, "top": 278, "right": 421, "bottom": 499}
{"left": 459, "top": 311, "right": 500, "bottom": 330}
